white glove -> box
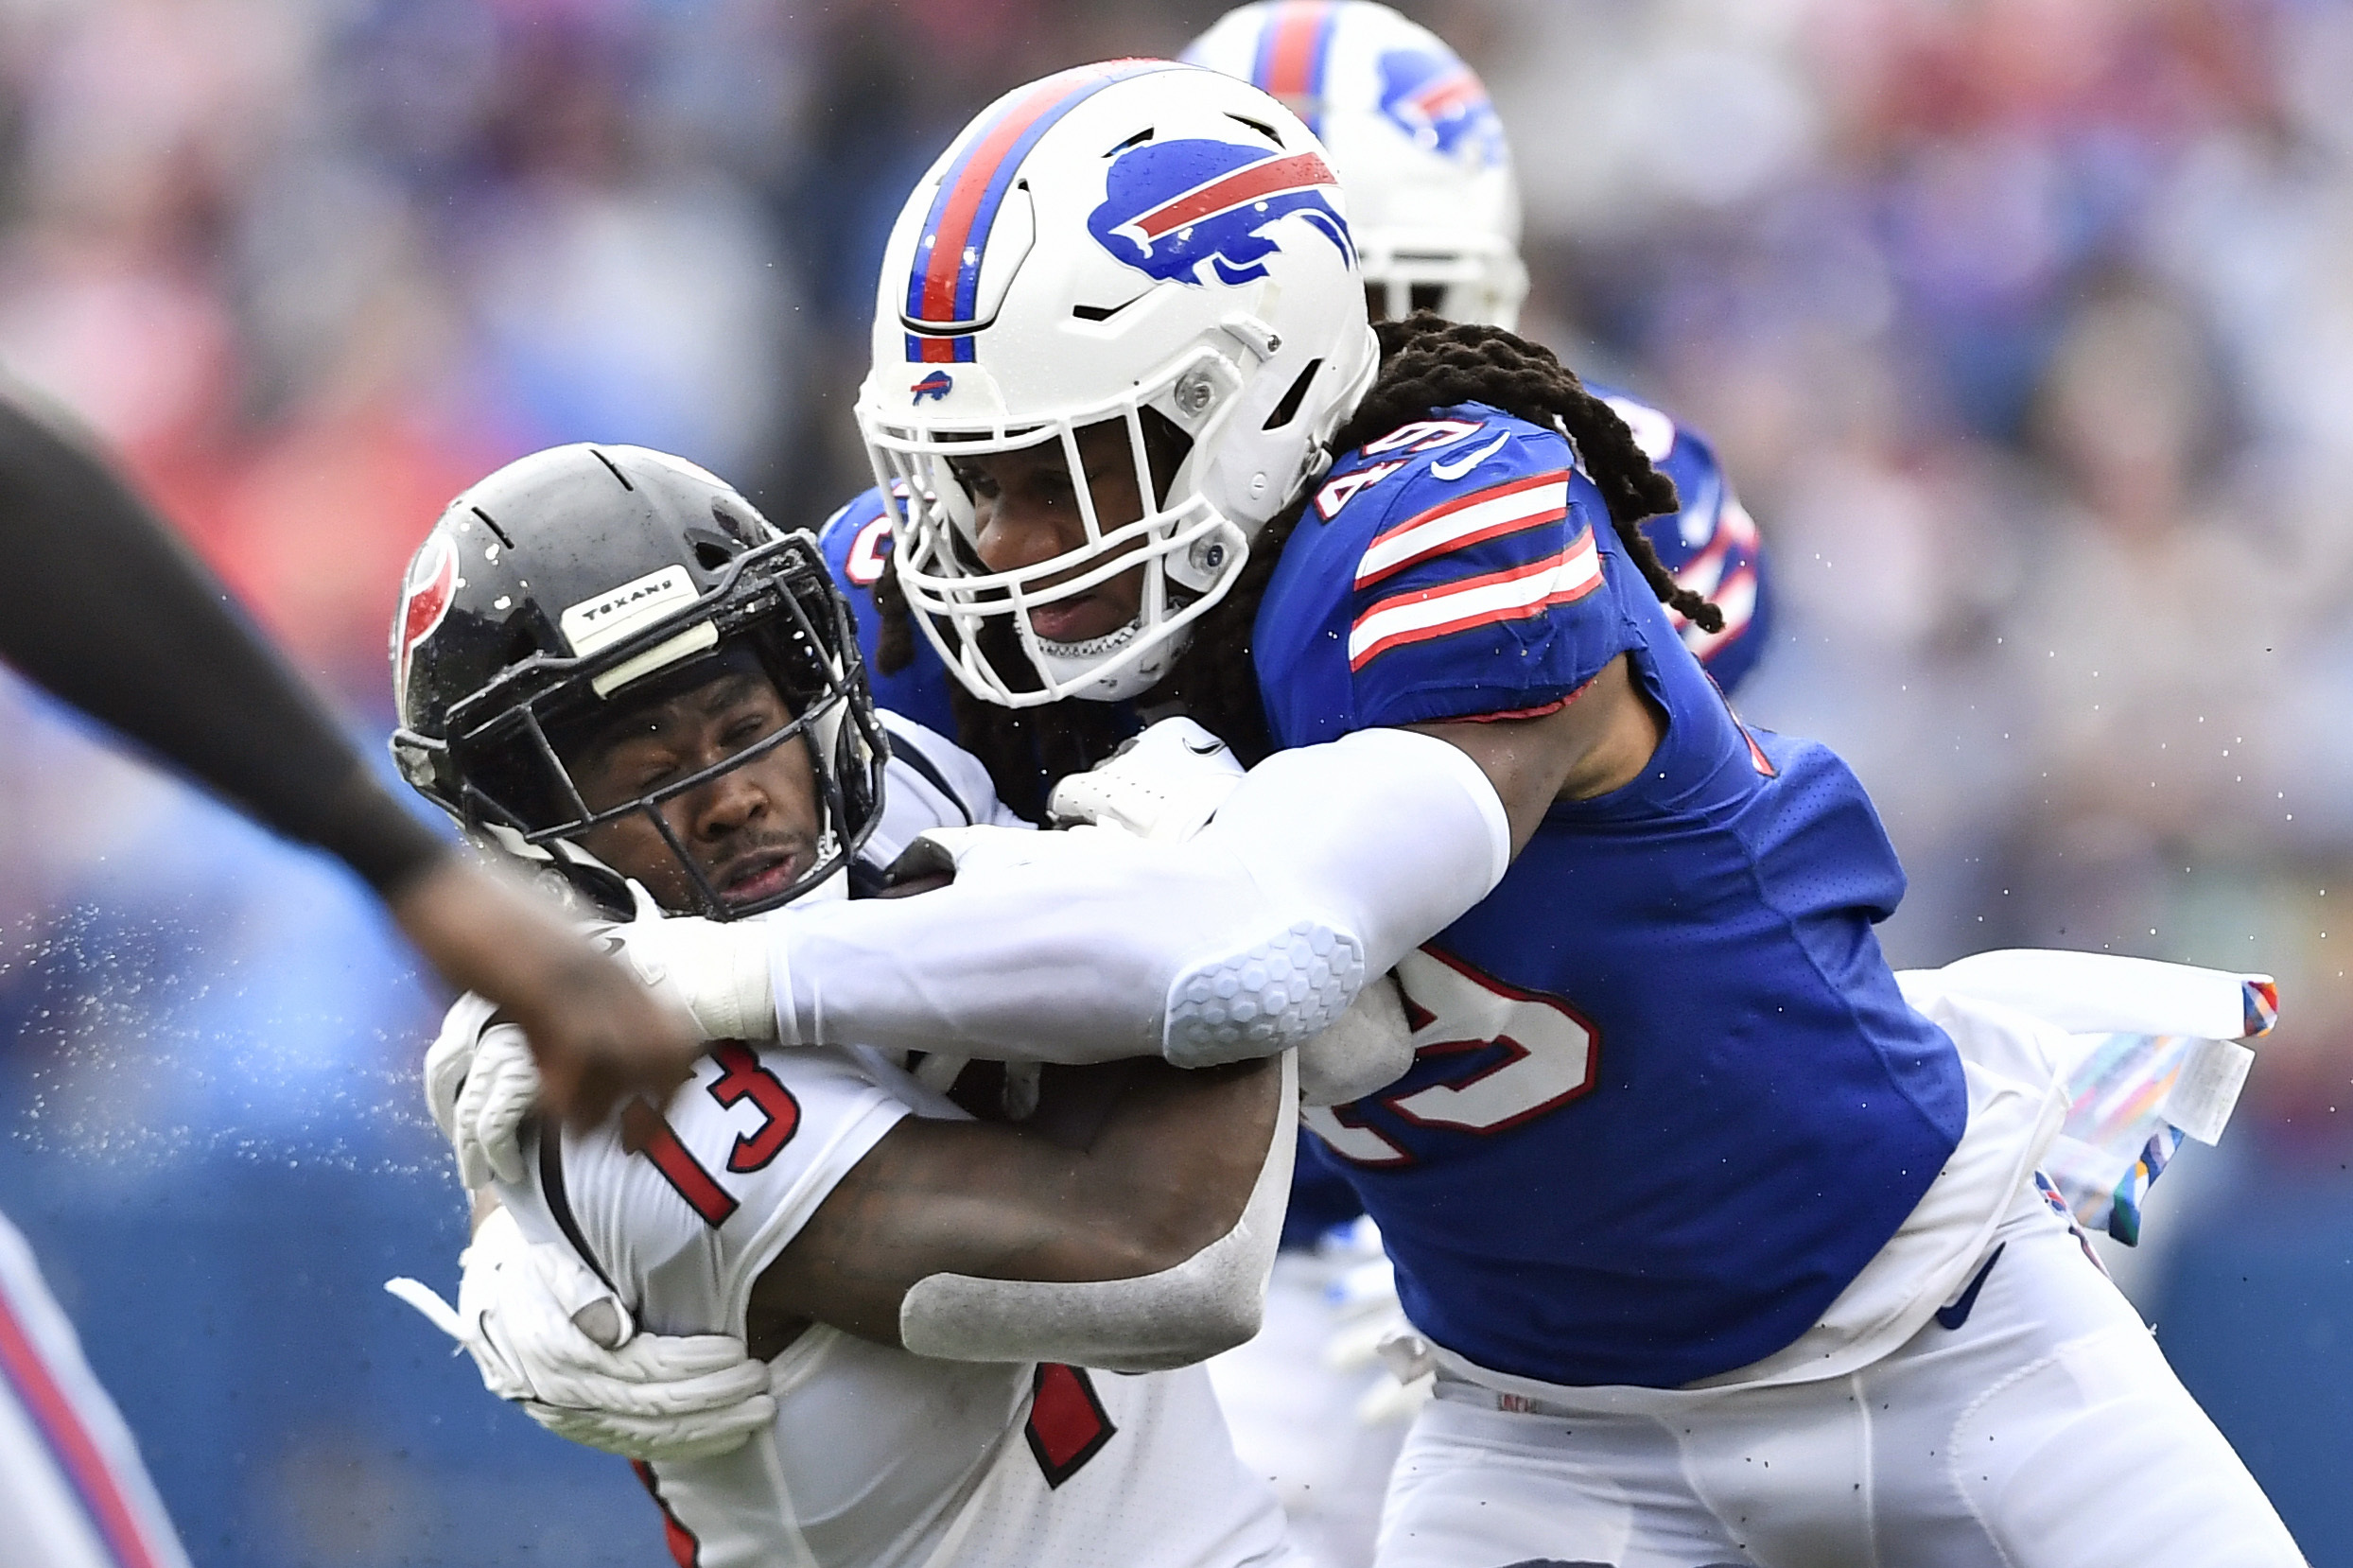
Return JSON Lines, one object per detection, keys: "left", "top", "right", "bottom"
{"left": 424, "top": 991, "right": 501, "bottom": 1151}
{"left": 1047, "top": 717, "right": 1247, "bottom": 842}
{"left": 1298, "top": 970, "right": 1413, "bottom": 1106}
{"left": 898, "top": 717, "right": 1245, "bottom": 899}
{"left": 596, "top": 880, "right": 776, "bottom": 1043}
{"left": 386, "top": 1208, "right": 775, "bottom": 1462}
{"left": 424, "top": 993, "right": 543, "bottom": 1191}
{"left": 452, "top": 1022, "right": 542, "bottom": 1190}
{"left": 905, "top": 721, "right": 1243, "bottom": 884}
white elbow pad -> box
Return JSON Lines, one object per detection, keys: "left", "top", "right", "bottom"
{"left": 1160, "top": 727, "right": 1508, "bottom": 1068}
{"left": 898, "top": 1055, "right": 1299, "bottom": 1372}
{"left": 1161, "top": 918, "right": 1369, "bottom": 1071}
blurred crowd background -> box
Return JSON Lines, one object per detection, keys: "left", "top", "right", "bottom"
{"left": 3, "top": 0, "right": 2352, "bottom": 1561}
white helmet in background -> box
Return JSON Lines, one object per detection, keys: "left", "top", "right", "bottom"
{"left": 1185, "top": 1, "right": 1527, "bottom": 330}
{"left": 856, "top": 60, "right": 1378, "bottom": 706}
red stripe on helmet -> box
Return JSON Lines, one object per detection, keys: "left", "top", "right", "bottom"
{"left": 1132, "top": 150, "right": 1335, "bottom": 241}
{"left": 916, "top": 77, "right": 1075, "bottom": 327}
{"left": 1411, "top": 67, "right": 1486, "bottom": 119}
{"left": 1260, "top": 1, "right": 1333, "bottom": 98}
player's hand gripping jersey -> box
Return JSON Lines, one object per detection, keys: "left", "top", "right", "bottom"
{"left": 817, "top": 384, "right": 1773, "bottom": 747}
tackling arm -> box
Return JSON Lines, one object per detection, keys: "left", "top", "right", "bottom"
{"left": 752, "top": 1052, "right": 1294, "bottom": 1372}
{"left": 753, "top": 725, "right": 1511, "bottom": 1066}
{"left": 622, "top": 659, "right": 1652, "bottom": 1068}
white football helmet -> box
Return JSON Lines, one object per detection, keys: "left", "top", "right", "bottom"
{"left": 1185, "top": 1, "right": 1528, "bottom": 330}
{"left": 856, "top": 59, "right": 1379, "bottom": 706}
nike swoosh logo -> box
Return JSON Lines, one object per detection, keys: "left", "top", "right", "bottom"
{"left": 1935, "top": 1243, "right": 2006, "bottom": 1331}
{"left": 1183, "top": 740, "right": 1226, "bottom": 756}
{"left": 1428, "top": 430, "right": 1512, "bottom": 480}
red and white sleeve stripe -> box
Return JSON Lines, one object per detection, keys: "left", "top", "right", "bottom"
{"left": 0, "top": 1217, "right": 189, "bottom": 1568}
{"left": 1356, "top": 472, "right": 1569, "bottom": 588}
{"left": 1349, "top": 525, "right": 1603, "bottom": 671}
{"left": 1663, "top": 497, "right": 1760, "bottom": 661}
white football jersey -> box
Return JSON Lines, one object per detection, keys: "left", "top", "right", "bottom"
{"left": 865, "top": 709, "right": 1034, "bottom": 860}
{"left": 497, "top": 1040, "right": 1299, "bottom": 1568}
{"left": 493, "top": 723, "right": 1300, "bottom": 1568}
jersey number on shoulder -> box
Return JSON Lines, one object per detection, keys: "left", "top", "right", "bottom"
{"left": 1314, "top": 419, "right": 1491, "bottom": 519}
{"left": 1360, "top": 418, "right": 1487, "bottom": 456}
{"left": 628, "top": 1041, "right": 802, "bottom": 1228}
{"left": 1301, "top": 947, "right": 1598, "bottom": 1167}
{"left": 844, "top": 515, "right": 893, "bottom": 586}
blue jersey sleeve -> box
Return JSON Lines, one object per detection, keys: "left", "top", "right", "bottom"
{"left": 815, "top": 488, "right": 961, "bottom": 738}
{"left": 1595, "top": 387, "right": 1775, "bottom": 696}
{"left": 1254, "top": 406, "right": 1646, "bottom": 747}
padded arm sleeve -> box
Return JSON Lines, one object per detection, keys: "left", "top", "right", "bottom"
{"left": 898, "top": 1054, "right": 1299, "bottom": 1371}
{"left": 772, "top": 726, "right": 1510, "bottom": 1065}
{"left": 0, "top": 393, "right": 445, "bottom": 893}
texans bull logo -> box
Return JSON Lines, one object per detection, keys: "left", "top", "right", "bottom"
{"left": 1087, "top": 138, "right": 1353, "bottom": 287}
{"left": 1376, "top": 48, "right": 1504, "bottom": 166}
{"left": 392, "top": 530, "right": 458, "bottom": 700}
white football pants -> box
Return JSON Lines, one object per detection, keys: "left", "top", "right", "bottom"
{"left": 1209, "top": 1248, "right": 1411, "bottom": 1568}
{"left": 0, "top": 1211, "right": 191, "bottom": 1568}
{"left": 1376, "top": 1190, "right": 2304, "bottom": 1568}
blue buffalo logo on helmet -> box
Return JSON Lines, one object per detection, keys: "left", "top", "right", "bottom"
{"left": 1376, "top": 48, "right": 1503, "bottom": 166}
{"left": 911, "top": 369, "right": 954, "bottom": 403}
{"left": 1088, "top": 138, "right": 1353, "bottom": 287}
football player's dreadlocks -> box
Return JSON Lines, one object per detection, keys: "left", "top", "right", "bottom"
{"left": 873, "top": 314, "right": 1722, "bottom": 820}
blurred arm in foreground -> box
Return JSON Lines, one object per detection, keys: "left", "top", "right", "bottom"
{"left": 0, "top": 391, "right": 698, "bottom": 1119}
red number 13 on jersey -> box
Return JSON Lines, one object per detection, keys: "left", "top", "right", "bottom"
{"left": 628, "top": 1041, "right": 802, "bottom": 1227}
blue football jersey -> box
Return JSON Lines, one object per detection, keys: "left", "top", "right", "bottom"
{"left": 1259, "top": 403, "right": 1963, "bottom": 1388}
{"left": 816, "top": 488, "right": 961, "bottom": 737}
{"left": 1593, "top": 383, "right": 1774, "bottom": 694}
{"left": 812, "top": 390, "right": 1772, "bottom": 752}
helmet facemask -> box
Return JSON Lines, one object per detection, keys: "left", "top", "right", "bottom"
{"left": 867, "top": 344, "right": 1269, "bottom": 707}
{"left": 1358, "top": 227, "right": 1529, "bottom": 332}
{"left": 396, "top": 533, "right": 887, "bottom": 920}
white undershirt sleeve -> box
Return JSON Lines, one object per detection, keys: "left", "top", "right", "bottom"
{"left": 768, "top": 726, "right": 1510, "bottom": 1065}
